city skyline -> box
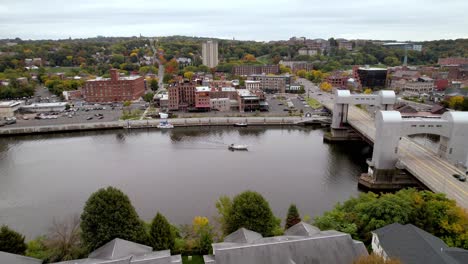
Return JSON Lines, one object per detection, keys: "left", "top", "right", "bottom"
{"left": 0, "top": 0, "right": 467, "bottom": 41}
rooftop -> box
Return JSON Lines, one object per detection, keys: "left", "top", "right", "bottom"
{"left": 373, "top": 223, "right": 468, "bottom": 264}
{"left": 207, "top": 222, "right": 367, "bottom": 264}
{"left": 88, "top": 75, "right": 141, "bottom": 82}
{"left": 196, "top": 86, "right": 211, "bottom": 92}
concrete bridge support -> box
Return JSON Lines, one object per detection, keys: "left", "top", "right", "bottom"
{"left": 360, "top": 110, "right": 468, "bottom": 190}
{"left": 327, "top": 89, "right": 396, "bottom": 142}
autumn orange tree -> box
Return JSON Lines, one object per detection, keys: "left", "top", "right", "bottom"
{"left": 353, "top": 253, "right": 401, "bottom": 264}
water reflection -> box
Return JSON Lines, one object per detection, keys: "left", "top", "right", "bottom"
{"left": 0, "top": 127, "right": 368, "bottom": 239}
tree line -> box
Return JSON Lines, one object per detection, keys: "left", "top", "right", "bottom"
{"left": 0, "top": 187, "right": 467, "bottom": 263}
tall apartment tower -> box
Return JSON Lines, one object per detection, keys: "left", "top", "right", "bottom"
{"left": 202, "top": 40, "right": 219, "bottom": 68}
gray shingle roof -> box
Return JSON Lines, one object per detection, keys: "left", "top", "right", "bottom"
{"left": 373, "top": 223, "right": 468, "bottom": 264}
{"left": 208, "top": 222, "right": 368, "bottom": 264}
{"left": 50, "top": 238, "right": 180, "bottom": 264}
{"left": 223, "top": 228, "right": 262, "bottom": 244}
{"left": 284, "top": 222, "right": 320, "bottom": 236}
{"left": 0, "top": 251, "right": 43, "bottom": 264}
{"left": 89, "top": 239, "right": 152, "bottom": 260}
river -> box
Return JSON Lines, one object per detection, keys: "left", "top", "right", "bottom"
{"left": 0, "top": 127, "right": 371, "bottom": 239}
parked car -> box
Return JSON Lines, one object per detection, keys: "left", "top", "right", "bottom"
{"left": 86, "top": 116, "right": 93, "bottom": 120}
{"left": 458, "top": 175, "right": 466, "bottom": 182}
{"left": 4, "top": 117, "right": 16, "bottom": 125}
{"left": 453, "top": 174, "right": 462, "bottom": 179}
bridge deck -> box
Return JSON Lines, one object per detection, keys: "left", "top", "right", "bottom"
{"left": 325, "top": 103, "right": 468, "bottom": 209}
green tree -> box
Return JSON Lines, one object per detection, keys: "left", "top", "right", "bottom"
{"left": 143, "top": 92, "right": 154, "bottom": 103}
{"left": 80, "top": 187, "right": 147, "bottom": 252}
{"left": 314, "top": 189, "right": 468, "bottom": 248}
{"left": 149, "top": 212, "right": 175, "bottom": 251}
{"left": 0, "top": 225, "right": 27, "bottom": 255}
{"left": 384, "top": 56, "right": 401, "bottom": 66}
{"left": 285, "top": 204, "right": 301, "bottom": 229}
{"left": 215, "top": 195, "right": 232, "bottom": 236}
{"left": 149, "top": 79, "right": 159, "bottom": 91}
{"left": 226, "top": 191, "right": 278, "bottom": 236}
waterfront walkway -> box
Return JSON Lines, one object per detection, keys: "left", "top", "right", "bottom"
{"left": 0, "top": 116, "right": 328, "bottom": 136}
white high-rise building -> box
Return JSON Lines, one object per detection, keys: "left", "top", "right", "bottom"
{"left": 202, "top": 40, "right": 218, "bottom": 68}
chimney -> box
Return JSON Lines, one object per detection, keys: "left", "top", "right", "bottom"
{"left": 110, "top": 69, "right": 119, "bottom": 81}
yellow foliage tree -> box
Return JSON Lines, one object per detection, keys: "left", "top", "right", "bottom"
{"left": 184, "top": 71, "right": 194, "bottom": 80}
{"left": 448, "top": 96, "right": 464, "bottom": 109}
{"left": 243, "top": 54, "right": 256, "bottom": 62}
{"left": 364, "top": 88, "right": 373, "bottom": 94}
{"left": 296, "top": 69, "right": 307, "bottom": 78}
{"left": 192, "top": 216, "right": 209, "bottom": 234}
{"left": 320, "top": 82, "right": 333, "bottom": 92}
{"left": 280, "top": 65, "right": 292, "bottom": 74}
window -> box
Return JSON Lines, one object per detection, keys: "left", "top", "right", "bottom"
{"left": 411, "top": 125, "right": 417, "bottom": 127}
{"left": 419, "top": 125, "right": 425, "bottom": 127}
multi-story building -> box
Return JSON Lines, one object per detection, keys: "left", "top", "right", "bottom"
{"left": 337, "top": 41, "right": 353, "bottom": 51}
{"left": 382, "top": 42, "right": 422, "bottom": 51}
{"left": 232, "top": 65, "right": 279, "bottom": 76}
{"left": 247, "top": 74, "right": 292, "bottom": 94}
{"left": 326, "top": 72, "right": 350, "bottom": 89}
{"left": 83, "top": 69, "right": 145, "bottom": 102}
{"left": 237, "top": 89, "right": 260, "bottom": 112}
{"left": 210, "top": 98, "right": 231, "bottom": 112}
{"left": 438, "top": 57, "right": 468, "bottom": 66}
{"left": 168, "top": 80, "right": 198, "bottom": 111}
{"left": 195, "top": 86, "right": 211, "bottom": 111}
{"left": 280, "top": 61, "right": 315, "bottom": 73}
{"left": 245, "top": 80, "right": 261, "bottom": 91}
{"left": 202, "top": 40, "right": 219, "bottom": 68}
{"left": 298, "top": 48, "right": 318, "bottom": 56}
{"left": 353, "top": 66, "right": 388, "bottom": 89}
{"left": 402, "top": 77, "right": 434, "bottom": 96}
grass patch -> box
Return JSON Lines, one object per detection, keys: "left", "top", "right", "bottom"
{"left": 121, "top": 109, "right": 143, "bottom": 120}
{"left": 306, "top": 97, "right": 322, "bottom": 109}
{"left": 182, "top": 255, "right": 204, "bottom": 264}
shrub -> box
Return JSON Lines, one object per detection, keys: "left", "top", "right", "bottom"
{"left": 0, "top": 225, "right": 27, "bottom": 255}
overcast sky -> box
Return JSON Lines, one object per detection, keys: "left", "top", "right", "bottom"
{"left": 0, "top": 0, "right": 467, "bottom": 41}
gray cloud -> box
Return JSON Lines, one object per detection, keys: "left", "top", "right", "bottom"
{"left": 0, "top": 0, "right": 467, "bottom": 41}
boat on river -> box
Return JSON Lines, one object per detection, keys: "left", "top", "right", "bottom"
{"left": 157, "top": 113, "right": 174, "bottom": 129}
{"left": 228, "top": 144, "right": 248, "bottom": 151}
{"left": 233, "top": 122, "right": 248, "bottom": 127}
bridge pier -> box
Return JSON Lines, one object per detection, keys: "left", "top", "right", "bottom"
{"left": 323, "top": 127, "right": 363, "bottom": 142}
{"left": 358, "top": 164, "right": 421, "bottom": 191}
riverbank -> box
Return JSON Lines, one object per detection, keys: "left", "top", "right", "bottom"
{"left": 0, "top": 116, "right": 329, "bottom": 136}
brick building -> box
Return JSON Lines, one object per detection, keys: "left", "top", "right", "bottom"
{"left": 337, "top": 41, "right": 353, "bottom": 51}
{"left": 232, "top": 65, "right": 280, "bottom": 76}
{"left": 168, "top": 80, "right": 198, "bottom": 111}
{"left": 83, "top": 69, "right": 145, "bottom": 102}
{"left": 195, "top": 86, "right": 211, "bottom": 111}
{"left": 247, "top": 74, "right": 292, "bottom": 93}
{"left": 438, "top": 57, "right": 468, "bottom": 66}
{"left": 326, "top": 72, "right": 350, "bottom": 88}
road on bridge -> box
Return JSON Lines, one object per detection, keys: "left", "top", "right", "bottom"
{"left": 298, "top": 78, "right": 468, "bottom": 209}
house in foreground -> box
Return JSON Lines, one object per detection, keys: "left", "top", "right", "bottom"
{"left": 372, "top": 223, "right": 468, "bottom": 264}
{"left": 51, "top": 238, "right": 181, "bottom": 264}
{"left": 0, "top": 251, "right": 42, "bottom": 264}
{"left": 204, "top": 221, "right": 367, "bottom": 264}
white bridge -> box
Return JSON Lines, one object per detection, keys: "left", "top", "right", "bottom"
{"left": 327, "top": 90, "right": 468, "bottom": 208}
